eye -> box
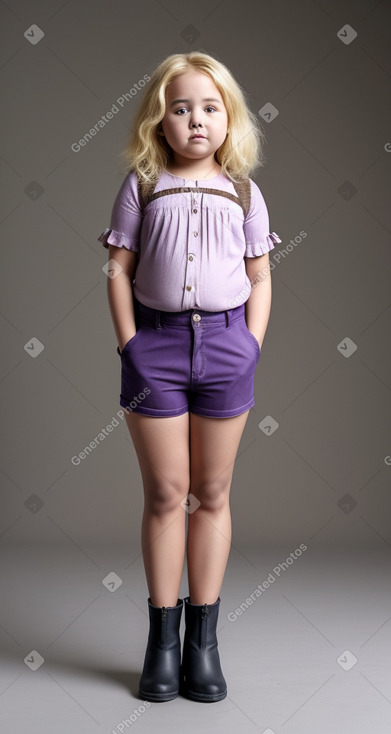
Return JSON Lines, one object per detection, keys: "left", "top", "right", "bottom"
{"left": 174, "top": 106, "right": 217, "bottom": 115}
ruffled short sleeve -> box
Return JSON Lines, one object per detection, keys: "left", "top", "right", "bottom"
{"left": 243, "top": 179, "right": 281, "bottom": 257}
{"left": 98, "top": 171, "right": 143, "bottom": 252}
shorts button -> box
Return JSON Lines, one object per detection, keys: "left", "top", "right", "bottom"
{"left": 192, "top": 313, "right": 201, "bottom": 322}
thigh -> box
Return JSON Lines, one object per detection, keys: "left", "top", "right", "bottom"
{"left": 124, "top": 411, "right": 190, "bottom": 500}
{"left": 189, "top": 411, "right": 250, "bottom": 495}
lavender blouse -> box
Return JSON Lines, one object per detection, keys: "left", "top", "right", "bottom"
{"left": 98, "top": 170, "right": 281, "bottom": 312}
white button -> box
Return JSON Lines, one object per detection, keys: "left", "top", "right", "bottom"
{"left": 193, "top": 313, "right": 201, "bottom": 322}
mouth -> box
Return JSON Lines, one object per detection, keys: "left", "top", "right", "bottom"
{"left": 190, "top": 135, "right": 206, "bottom": 139}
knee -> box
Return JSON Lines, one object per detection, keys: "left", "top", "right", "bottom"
{"left": 191, "top": 477, "right": 230, "bottom": 512}
{"left": 145, "top": 479, "right": 189, "bottom": 515}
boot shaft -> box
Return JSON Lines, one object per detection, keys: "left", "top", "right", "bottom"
{"left": 146, "top": 597, "right": 183, "bottom": 649}
{"left": 183, "top": 596, "right": 221, "bottom": 649}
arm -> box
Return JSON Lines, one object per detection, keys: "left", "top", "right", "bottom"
{"left": 244, "top": 252, "right": 272, "bottom": 348}
{"left": 107, "top": 244, "right": 138, "bottom": 353}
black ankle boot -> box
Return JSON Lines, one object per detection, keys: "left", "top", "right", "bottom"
{"left": 139, "top": 597, "right": 183, "bottom": 702}
{"left": 180, "top": 596, "right": 227, "bottom": 702}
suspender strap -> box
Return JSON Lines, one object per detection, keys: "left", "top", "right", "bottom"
{"left": 137, "top": 174, "right": 251, "bottom": 218}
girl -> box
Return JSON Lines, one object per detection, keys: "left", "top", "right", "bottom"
{"left": 98, "top": 51, "right": 281, "bottom": 704}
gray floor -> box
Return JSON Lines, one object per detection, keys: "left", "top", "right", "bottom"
{"left": 1, "top": 544, "right": 390, "bottom": 733}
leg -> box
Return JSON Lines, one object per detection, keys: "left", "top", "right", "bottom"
{"left": 124, "top": 410, "right": 190, "bottom": 607}
{"left": 187, "top": 410, "right": 250, "bottom": 605}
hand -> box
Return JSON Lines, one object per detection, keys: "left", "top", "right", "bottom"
{"left": 119, "top": 330, "right": 137, "bottom": 353}
{"left": 245, "top": 323, "right": 262, "bottom": 349}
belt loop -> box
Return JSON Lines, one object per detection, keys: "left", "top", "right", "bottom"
{"left": 154, "top": 309, "right": 161, "bottom": 329}
{"left": 225, "top": 309, "right": 230, "bottom": 328}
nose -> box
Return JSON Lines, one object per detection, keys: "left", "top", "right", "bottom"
{"left": 190, "top": 109, "right": 203, "bottom": 128}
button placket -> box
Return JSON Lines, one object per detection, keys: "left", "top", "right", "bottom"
{"left": 183, "top": 185, "right": 200, "bottom": 308}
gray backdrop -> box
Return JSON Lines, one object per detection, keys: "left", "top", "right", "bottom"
{"left": 2, "top": 0, "right": 390, "bottom": 550}
{"left": 1, "top": 2, "right": 391, "bottom": 733}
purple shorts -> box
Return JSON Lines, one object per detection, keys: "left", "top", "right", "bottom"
{"left": 117, "top": 296, "right": 261, "bottom": 418}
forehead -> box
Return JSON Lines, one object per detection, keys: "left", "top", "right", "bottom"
{"left": 166, "top": 70, "right": 221, "bottom": 100}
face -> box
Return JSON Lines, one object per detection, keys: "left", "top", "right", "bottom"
{"left": 159, "top": 70, "right": 228, "bottom": 167}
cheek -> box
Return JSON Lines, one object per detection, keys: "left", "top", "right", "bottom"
{"left": 166, "top": 120, "right": 185, "bottom": 138}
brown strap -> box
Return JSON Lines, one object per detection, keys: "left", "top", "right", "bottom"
{"left": 231, "top": 178, "right": 251, "bottom": 218}
{"left": 137, "top": 175, "right": 251, "bottom": 217}
{"left": 137, "top": 178, "right": 157, "bottom": 211}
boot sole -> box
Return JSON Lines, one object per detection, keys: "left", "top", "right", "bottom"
{"left": 180, "top": 681, "right": 227, "bottom": 703}
{"left": 139, "top": 687, "right": 179, "bottom": 702}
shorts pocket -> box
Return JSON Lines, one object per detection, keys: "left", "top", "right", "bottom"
{"left": 241, "top": 320, "right": 261, "bottom": 358}
{"left": 118, "top": 329, "right": 142, "bottom": 356}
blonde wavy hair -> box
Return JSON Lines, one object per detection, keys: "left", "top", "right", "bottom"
{"left": 118, "top": 51, "right": 267, "bottom": 186}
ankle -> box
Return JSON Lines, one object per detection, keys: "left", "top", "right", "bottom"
{"left": 150, "top": 596, "right": 180, "bottom": 608}
{"left": 188, "top": 595, "right": 219, "bottom": 605}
